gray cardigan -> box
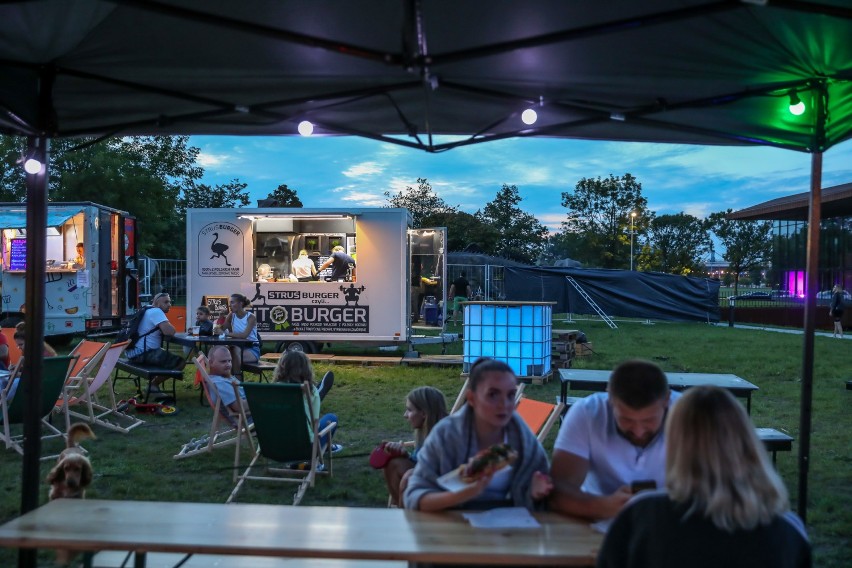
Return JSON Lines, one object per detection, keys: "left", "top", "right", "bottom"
{"left": 403, "top": 406, "right": 550, "bottom": 510}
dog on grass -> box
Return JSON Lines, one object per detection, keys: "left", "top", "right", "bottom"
{"left": 47, "top": 423, "right": 96, "bottom": 500}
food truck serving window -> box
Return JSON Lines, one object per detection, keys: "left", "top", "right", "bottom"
{"left": 246, "top": 214, "right": 357, "bottom": 283}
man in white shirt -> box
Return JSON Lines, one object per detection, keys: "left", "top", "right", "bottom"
{"left": 550, "top": 359, "right": 679, "bottom": 520}
{"left": 124, "top": 292, "right": 185, "bottom": 390}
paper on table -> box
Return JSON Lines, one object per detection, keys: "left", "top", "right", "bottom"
{"left": 462, "top": 507, "right": 541, "bottom": 529}
{"left": 591, "top": 518, "right": 613, "bottom": 534}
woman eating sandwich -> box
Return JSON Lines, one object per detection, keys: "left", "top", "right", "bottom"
{"left": 403, "top": 357, "right": 552, "bottom": 511}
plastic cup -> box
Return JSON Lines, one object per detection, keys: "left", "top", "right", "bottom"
{"left": 190, "top": 326, "right": 200, "bottom": 335}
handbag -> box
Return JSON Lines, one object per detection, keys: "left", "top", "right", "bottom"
{"left": 369, "top": 442, "right": 407, "bottom": 469}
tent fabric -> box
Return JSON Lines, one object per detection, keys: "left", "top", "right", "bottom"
{"left": 0, "top": 1, "right": 851, "bottom": 153}
{"left": 503, "top": 266, "right": 721, "bottom": 322}
{"left": 0, "top": 207, "right": 82, "bottom": 229}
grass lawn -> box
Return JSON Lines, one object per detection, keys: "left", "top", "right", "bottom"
{"left": 0, "top": 321, "right": 849, "bottom": 566}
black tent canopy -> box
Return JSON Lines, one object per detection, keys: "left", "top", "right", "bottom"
{"left": 1, "top": 1, "right": 851, "bottom": 152}
{"left": 2, "top": 1, "right": 850, "bottom": 547}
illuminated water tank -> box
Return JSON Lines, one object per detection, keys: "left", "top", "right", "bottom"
{"left": 462, "top": 301, "right": 553, "bottom": 378}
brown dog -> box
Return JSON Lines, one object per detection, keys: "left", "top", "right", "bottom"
{"left": 47, "top": 423, "right": 96, "bottom": 500}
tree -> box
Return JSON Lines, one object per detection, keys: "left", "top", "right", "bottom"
{"left": 708, "top": 209, "right": 772, "bottom": 295}
{"left": 260, "top": 183, "right": 303, "bottom": 207}
{"left": 641, "top": 213, "right": 710, "bottom": 275}
{"left": 476, "top": 184, "right": 548, "bottom": 264}
{"left": 178, "top": 179, "right": 251, "bottom": 216}
{"left": 0, "top": 135, "right": 205, "bottom": 258}
{"left": 384, "top": 177, "right": 458, "bottom": 227}
{"left": 560, "top": 173, "right": 650, "bottom": 268}
{"left": 424, "top": 210, "right": 499, "bottom": 253}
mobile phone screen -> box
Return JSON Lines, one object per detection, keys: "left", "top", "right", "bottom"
{"left": 630, "top": 480, "right": 657, "bottom": 494}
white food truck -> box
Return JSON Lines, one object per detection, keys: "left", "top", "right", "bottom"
{"left": 0, "top": 202, "right": 139, "bottom": 339}
{"left": 186, "top": 207, "right": 449, "bottom": 353}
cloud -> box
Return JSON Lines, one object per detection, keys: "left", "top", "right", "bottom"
{"left": 196, "top": 151, "right": 232, "bottom": 168}
{"left": 342, "top": 161, "right": 384, "bottom": 178}
{"left": 336, "top": 189, "right": 387, "bottom": 206}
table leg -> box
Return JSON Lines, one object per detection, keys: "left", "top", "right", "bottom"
{"left": 134, "top": 550, "right": 147, "bottom": 568}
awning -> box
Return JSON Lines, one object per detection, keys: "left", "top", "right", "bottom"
{"left": 0, "top": 207, "right": 83, "bottom": 230}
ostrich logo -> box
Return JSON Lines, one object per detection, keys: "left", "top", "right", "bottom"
{"left": 210, "top": 232, "right": 231, "bottom": 266}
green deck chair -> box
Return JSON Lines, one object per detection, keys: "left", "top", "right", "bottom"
{"left": 227, "top": 382, "right": 336, "bottom": 505}
{"left": 0, "top": 355, "right": 78, "bottom": 459}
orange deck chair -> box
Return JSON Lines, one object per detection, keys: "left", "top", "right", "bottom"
{"left": 515, "top": 397, "right": 565, "bottom": 443}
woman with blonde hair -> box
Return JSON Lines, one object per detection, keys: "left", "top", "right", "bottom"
{"left": 222, "top": 293, "right": 260, "bottom": 375}
{"left": 597, "top": 386, "right": 811, "bottom": 568}
{"left": 379, "top": 386, "right": 448, "bottom": 506}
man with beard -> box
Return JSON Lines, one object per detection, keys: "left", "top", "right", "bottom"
{"left": 550, "top": 359, "right": 678, "bottom": 520}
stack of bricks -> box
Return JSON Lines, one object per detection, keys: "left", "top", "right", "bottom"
{"left": 551, "top": 330, "right": 578, "bottom": 370}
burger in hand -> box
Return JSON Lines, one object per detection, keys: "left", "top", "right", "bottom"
{"left": 459, "top": 443, "right": 518, "bottom": 483}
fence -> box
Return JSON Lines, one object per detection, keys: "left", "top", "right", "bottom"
{"left": 447, "top": 264, "right": 505, "bottom": 301}
{"left": 137, "top": 257, "right": 187, "bottom": 306}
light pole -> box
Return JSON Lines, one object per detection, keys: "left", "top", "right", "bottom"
{"left": 630, "top": 212, "right": 636, "bottom": 271}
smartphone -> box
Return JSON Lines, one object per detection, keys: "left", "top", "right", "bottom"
{"left": 630, "top": 480, "right": 657, "bottom": 494}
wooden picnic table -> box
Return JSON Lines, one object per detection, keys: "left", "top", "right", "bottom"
{"left": 0, "top": 499, "right": 602, "bottom": 567}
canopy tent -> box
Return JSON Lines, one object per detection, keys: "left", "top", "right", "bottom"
{"left": 0, "top": 1, "right": 851, "bottom": 151}
{"left": 2, "top": 2, "right": 850, "bottom": 548}
{"left": 0, "top": 207, "right": 82, "bottom": 229}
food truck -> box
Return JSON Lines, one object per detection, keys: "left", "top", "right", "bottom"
{"left": 0, "top": 202, "right": 138, "bottom": 339}
{"left": 186, "top": 207, "right": 448, "bottom": 352}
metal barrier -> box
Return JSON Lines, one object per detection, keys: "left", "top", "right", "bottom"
{"left": 138, "top": 257, "right": 187, "bottom": 306}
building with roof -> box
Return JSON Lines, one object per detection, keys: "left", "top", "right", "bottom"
{"left": 728, "top": 182, "right": 851, "bottom": 296}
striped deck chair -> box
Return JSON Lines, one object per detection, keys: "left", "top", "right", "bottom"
{"left": 227, "top": 382, "right": 335, "bottom": 505}
{"left": 174, "top": 354, "right": 255, "bottom": 461}
{"left": 63, "top": 341, "right": 144, "bottom": 434}
{"left": 0, "top": 355, "right": 78, "bottom": 459}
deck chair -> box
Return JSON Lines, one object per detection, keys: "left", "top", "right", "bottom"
{"left": 227, "top": 382, "right": 336, "bottom": 505}
{"left": 1, "top": 328, "right": 22, "bottom": 368}
{"left": 67, "top": 339, "right": 110, "bottom": 381}
{"left": 516, "top": 396, "right": 565, "bottom": 443}
{"left": 450, "top": 376, "right": 525, "bottom": 413}
{"left": 0, "top": 355, "right": 78, "bottom": 458}
{"left": 175, "top": 354, "right": 255, "bottom": 460}
{"left": 63, "top": 341, "right": 144, "bottom": 434}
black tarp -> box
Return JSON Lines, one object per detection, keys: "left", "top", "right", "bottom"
{"left": 504, "top": 267, "right": 720, "bottom": 322}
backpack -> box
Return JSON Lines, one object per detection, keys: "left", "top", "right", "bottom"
{"left": 115, "top": 305, "right": 158, "bottom": 348}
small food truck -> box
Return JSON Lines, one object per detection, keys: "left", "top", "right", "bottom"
{"left": 0, "top": 202, "right": 138, "bottom": 339}
{"left": 186, "top": 207, "right": 448, "bottom": 352}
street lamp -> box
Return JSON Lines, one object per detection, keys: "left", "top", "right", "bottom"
{"left": 630, "top": 212, "right": 637, "bottom": 271}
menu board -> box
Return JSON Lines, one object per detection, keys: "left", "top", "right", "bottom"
{"left": 9, "top": 239, "right": 26, "bottom": 270}
{"left": 203, "top": 295, "right": 229, "bottom": 315}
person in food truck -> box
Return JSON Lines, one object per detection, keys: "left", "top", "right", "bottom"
{"left": 72, "top": 242, "right": 85, "bottom": 268}
{"left": 292, "top": 249, "right": 318, "bottom": 282}
{"left": 221, "top": 293, "right": 260, "bottom": 376}
{"left": 317, "top": 245, "right": 355, "bottom": 281}
{"left": 124, "top": 292, "right": 186, "bottom": 391}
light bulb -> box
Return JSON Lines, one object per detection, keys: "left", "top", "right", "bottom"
{"left": 23, "top": 158, "right": 41, "bottom": 174}
{"left": 789, "top": 101, "right": 805, "bottom": 116}
{"left": 298, "top": 120, "right": 314, "bottom": 136}
{"left": 521, "top": 109, "right": 537, "bottom": 125}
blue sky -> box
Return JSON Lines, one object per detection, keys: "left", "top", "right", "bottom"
{"left": 191, "top": 135, "right": 852, "bottom": 233}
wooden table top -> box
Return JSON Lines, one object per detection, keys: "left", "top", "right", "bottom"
{"left": 0, "top": 500, "right": 601, "bottom": 566}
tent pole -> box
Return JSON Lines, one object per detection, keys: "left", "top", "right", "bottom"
{"left": 18, "top": 136, "right": 49, "bottom": 568}
{"left": 797, "top": 82, "right": 826, "bottom": 524}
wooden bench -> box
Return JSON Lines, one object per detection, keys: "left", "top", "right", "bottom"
{"left": 756, "top": 428, "right": 794, "bottom": 466}
{"left": 242, "top": 361, "right": 276, "bottom": 383}
{"left": 113, "top": 360, "right": 185, "bottom": 403}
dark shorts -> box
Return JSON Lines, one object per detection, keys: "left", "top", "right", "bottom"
{"left": 832, "top": 308, "right": 843, "bottom": 321}
{"left": 130, "top": 348, "right": 184, "bottom": 369}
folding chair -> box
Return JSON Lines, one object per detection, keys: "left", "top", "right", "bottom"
{"left": 450, "top": 376, "right": 525, "bottom": 413}
{"left": 516, "top": 396, "right": 565, "bottom": 443}
{"left": 227, "top": 382, "right": 336, "bottom": 505}
{"left": 174, "top": 354, "right": 255, "bottom": 460}
{"left": 67, "top": 339, "right": 110, "bottom": 381}
{"left": 1, "top": 328, "right": 22, "bottom": 368}
{"left": 63, "top": 341, "right": 144, "bottom": 434}
{"left": 0, "top": 355, "right": 78, "bottom": 459}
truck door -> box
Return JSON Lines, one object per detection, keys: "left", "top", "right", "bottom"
{"left": 407, "top": 227, "right": 447, "bottom": 328}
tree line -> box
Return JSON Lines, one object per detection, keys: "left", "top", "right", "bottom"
{"left": 0, "top": 135, "right": 772, "bottom": 290}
